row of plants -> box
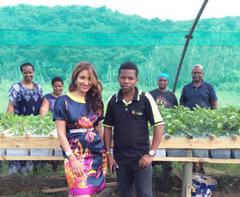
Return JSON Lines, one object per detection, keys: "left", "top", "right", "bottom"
{"left": 160, "top": 106, "right": 240, "bottom": 136}
{"left": 0, "top": 113, "right": 54, "bottom": 136}
{"left": 0, "top": 106, "right": 239, "bottom": 136}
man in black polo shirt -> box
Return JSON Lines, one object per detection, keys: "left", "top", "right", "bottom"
{"left": 180, "top": 64, "right": 217, "bottom": 173}
{"left": 103, "top": 62, "right": 164, "bottom": 197}
{"left": 180, "top": 64, "right": 217, "bottom": 109}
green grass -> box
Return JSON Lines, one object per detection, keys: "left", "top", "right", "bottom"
{"left": 0, "top": 160, "right": 65, "bottom": 177}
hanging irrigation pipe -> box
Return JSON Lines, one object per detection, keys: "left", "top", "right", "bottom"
{"left": 172, "top": 0, "right": 209, "bottom": 93}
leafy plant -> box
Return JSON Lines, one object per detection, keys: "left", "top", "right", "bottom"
{"left": 0, "top": 113, "right": 55, "bottom": 136}
{"left": 160, "top": 106, "right": 240, "bottom": 137}
{"left": 1, "top": 106, "right": 239, "bottom": 137}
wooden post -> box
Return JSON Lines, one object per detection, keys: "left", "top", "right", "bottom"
{"left": 182, "top": 149, "right": 193, "bottom": 197}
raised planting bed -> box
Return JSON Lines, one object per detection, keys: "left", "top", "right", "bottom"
{"left": 6, "top": 149, "right": 29, "bottom": 156}
{"left": 232, "top": 149, "right": 240, "bottom": 159}
{"left": 30, "top": 149, "right": 53, "bottom": 156}
{"left": 210, "top": 149, "right": 231, "bottom": 159}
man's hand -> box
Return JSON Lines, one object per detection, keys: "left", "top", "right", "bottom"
{"left": 107, "top": 153, "right": 118, "bottom": 173}
{"left": 138, "top": 154, "right": 154, "bottom": 168}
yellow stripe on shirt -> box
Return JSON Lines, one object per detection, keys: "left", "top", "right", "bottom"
{"left": 145, "top": 92, "right": 164, "bottom": 125}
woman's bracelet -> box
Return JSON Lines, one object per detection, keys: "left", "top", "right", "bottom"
{"left": 65, "top": 150, "right": 73, "bottom": 157}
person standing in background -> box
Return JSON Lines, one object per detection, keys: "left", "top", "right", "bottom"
{"left": 180, "top": 64, "right": 217, "bottom": 110}
{"left": 40, "top": 76, "right": 64, "bottom": 115}
{"left": 150, "top": 72, "right": 178, "bottom": 108}
{"left": 180, "top": 64, "right": 217, "bottom": 173}
{"left": 40, "top": 76, "right": 64, "bottom": 172}
{"left": 7, "top": 62, "right": 43, "bottom": 175}
{"left": 150, "top": 72, "right": 178, "bottom": 191}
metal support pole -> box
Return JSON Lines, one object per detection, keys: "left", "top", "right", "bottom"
{"left": 173, "top": 0, "right": 209, "bottom": 93}
{"left": 182, "top": 150, "right": 193, "bottom": 197}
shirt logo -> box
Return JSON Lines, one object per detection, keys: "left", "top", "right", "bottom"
{"left": 131, "top": 110, "right": 143, "bottom": 116}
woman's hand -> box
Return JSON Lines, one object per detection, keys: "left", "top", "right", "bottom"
{"left": 56, "top": 120, "right": 84, "bottom": 176}
{"left": 69, "top": 155, "right": 84, "bottom": 176}
{"left": 107, "top": 153, "right": 118, "bottom": 173}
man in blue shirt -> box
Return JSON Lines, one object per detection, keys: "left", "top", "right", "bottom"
{"left": 180, "top": 64, "right": 217, "bottom": 173}
{"left": 180, "top": 64, "right": 217, "bottom": 109}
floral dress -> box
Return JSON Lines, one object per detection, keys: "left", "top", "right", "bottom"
{"left": 8, "top": 82, "right": 43, "bottom": 174}
{"left": 53, "top": 93, "right": 107, "bottom": 195}
{"left": 9, "top": 82, "right": 42, "bottom": 115}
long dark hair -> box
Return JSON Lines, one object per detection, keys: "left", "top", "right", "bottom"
{"left": 69, "top": 62, "right": 103, "bottom": 115}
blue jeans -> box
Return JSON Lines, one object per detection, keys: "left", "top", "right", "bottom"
{"left": 116, "top": 160, "right": 153, "bottom": 197}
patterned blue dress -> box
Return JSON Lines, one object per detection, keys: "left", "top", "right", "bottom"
{"left": 53, "top": 93, "right": 107, "bottom": 195}
{"left": 9, "top": 82, "right": 43, "bottom": 116}
{"left": 8, "top": 82, "right": 43, "bottom": 174}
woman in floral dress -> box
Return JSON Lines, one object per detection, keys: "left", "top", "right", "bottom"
{"left": 53, "top": 62, "right": 107, "bottom": 196}
{"left": 6, "top": 62, "right": 43, "bottom": 175}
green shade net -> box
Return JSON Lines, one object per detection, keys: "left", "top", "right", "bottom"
{"left": 1, "top": 29, "right": 240, "bottom": 47}
{"left": 0, "top": 6, "right": 239, "bottom": 112}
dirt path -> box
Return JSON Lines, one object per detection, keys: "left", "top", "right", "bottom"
{"left": 1, "top": 175, "right": 240, "bottom": 197}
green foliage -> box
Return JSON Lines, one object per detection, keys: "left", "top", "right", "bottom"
{"left": 0, "top": 113, "right": 55, "bottom": 136}
{"left": 0, "top": 106, "right": 240, "bottom": 137}
{"left": 0, "top": 5, "right": 239, "bottom": 92}
{"left": 160, "top": 106, "right": 240, "bottom": 136}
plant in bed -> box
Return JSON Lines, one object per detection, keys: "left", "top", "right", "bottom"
{"left": 159, "top": 106, "right": 240, "bottom": 158}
